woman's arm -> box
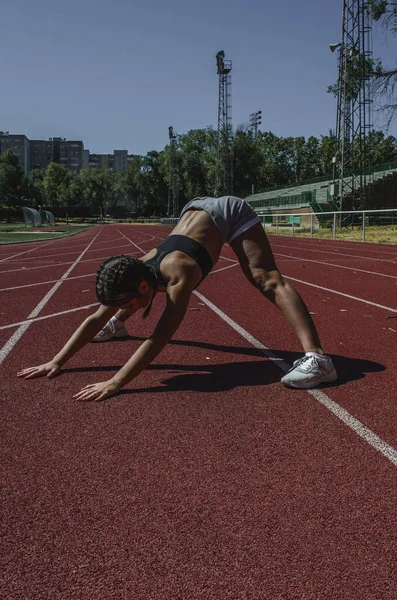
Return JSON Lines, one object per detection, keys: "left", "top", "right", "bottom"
{"left": 73, "top": 280, "right": 192, "bottom": 401}
{"left": 17, "top": 304, "right": 118, "bottom": 379}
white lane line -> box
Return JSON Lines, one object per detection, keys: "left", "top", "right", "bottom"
{"left": 0, "top": 272, "right": 96, "bottom": 292}
{"left": 0, "top": 260, "right": 240, "bottom": 293}
{"left": 270, "top": 242, "right": 397, "bottom": 263}
{"left": 208, "top": 255, "right": 397, "bottom": 313}
{"left": 115, "top": 225, "right": 237, "bottom": 265}
{"left": 2, "top": 241, "right": 133, "bottom": 264}
{"left": 271, "top": 238, "right": 397, "bottom": 257}
{"left": 210, "top": 263, "right": 239, "bottom": 275}
{"left": 22, "top": 235, "right": 122, "bottom": 254}
{"left": 2, "top": 237, "right": 395, "bottom": 320}
{"left": 0, "top": 303, "right": 98, "bottom": 331}
{"left": 108, "top": 228, "right": 397, "bottom": 315}
{"left": 2, "top": 227, "right": 396, "bottom": 467}
{"left": 0, "top": 229, "right": 102, "bottom": 365}
{"left": 114, "top": 227, "right": 147, "bottom": 253}
{"left": 117, "top": 226, "right": 161, "bottom": 243}
{"left": 284, "top": 275, "right": 397, "bottom": 314}
{"left": 0, "top": 226, "right": 96, "bottom": 257}
{"left": 0, "top": 260, "right": 314, "bottom": 327}
{"left": 0, "top": 238, "right": 61, "bottom": 264}
{"left": 127, "top": 225, "right": 235, "bottom": 264}
{"left": 0, "top": 249, "right": 142, "bottom": 275}
{"left": 194, "top": 290, "right": 397, "bottom": 467}
{"left": 276, "top": 252, "right": 397, "bottom": 280}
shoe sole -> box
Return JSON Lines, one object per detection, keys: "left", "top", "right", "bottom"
{"left": 281, "top": 369, "right": 338, "bottom": 389}
{"left": 92, "top": 329, "right": 128, "bottom": 343}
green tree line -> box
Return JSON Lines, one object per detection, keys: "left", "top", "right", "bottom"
{"left": 1, "top": 127, "right": 396, "bottom": 221}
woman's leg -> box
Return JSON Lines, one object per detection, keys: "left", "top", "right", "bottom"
{"left": 230, "top": 223, "right": 323, "bottom": 353}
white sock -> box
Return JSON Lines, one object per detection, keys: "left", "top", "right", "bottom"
{"left": 110, "top": 316, "right": 124, "bottom": 329}
{"left": 305, "top": 352, "right": 328, "bottom": 360}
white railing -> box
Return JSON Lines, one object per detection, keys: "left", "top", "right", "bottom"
{"left": 257, "top": 208, "right": 397, "bottom": 243}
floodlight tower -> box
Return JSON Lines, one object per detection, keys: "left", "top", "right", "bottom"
{"left": 167, "top": 126, "right": 179, "bottom": 217}
{"left": 215, "top": 50, "right": 233, "bottom": 197}
{"left": 330, "top": 0, "right": 373, "bottom": 210}
{"left": 249, "top": 111, "right": 262, "bottom": 140}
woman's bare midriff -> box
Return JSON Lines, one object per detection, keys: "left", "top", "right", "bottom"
{"left": 142, "top": 209, "right": 223, "bottom": 268}
{"left": 170, "top": 209, "right": 223, "bottom": 263}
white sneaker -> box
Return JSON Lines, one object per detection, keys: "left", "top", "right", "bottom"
{"left": 281, "top": 354, "right": 337, "bottom": 389}
{"left": 92, "top": 320, "right": 128, "bottom": 342}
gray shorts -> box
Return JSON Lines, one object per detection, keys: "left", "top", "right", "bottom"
{"left": 180, "top": 196, "right": 260, "bottom": 245}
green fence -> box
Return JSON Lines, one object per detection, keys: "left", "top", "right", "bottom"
{"left": 249, "top": 190, "right": 316, "bottom": 210}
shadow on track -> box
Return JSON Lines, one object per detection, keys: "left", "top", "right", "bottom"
{"left": 61, "top": 344, "right": 385, "bottom": 394}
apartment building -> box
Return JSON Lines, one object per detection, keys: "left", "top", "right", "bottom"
{"left": 1, "top": 131, "right": 132, "bottom": 174}
{"left": 54, "top": 138, "right": 84, "bottom": 172}
{"left": 87, "top": 150, "right": 132, "bottom": 173}
{"left": 0, "top": 132, "right": 30, "bottom": 174}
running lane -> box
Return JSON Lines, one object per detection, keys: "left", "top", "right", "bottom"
{"left": 2, "top": 225, "right": 397, "bottom": 599}
{"left": 2, "top": 286, "right": 397, "bottom": 600}
{"left": 0, "top": 226, "right": 103, "bottom": 366}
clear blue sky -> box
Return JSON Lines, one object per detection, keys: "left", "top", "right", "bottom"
{"left": 1, "top": 0, "right": 396, "bottom": 155}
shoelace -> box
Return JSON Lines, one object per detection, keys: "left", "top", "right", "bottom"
{"left": 98, "top": 320, "right": 116, "bottom": 337}
{"left": 293, "top": 355, "right": 320, "bottom": 372}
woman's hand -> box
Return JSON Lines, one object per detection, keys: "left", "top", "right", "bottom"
{"left": 73, "top": 380, "right": 121, "bottom": 402}
{"left": 17, "top": 361, "right": 61, "bottom": 380}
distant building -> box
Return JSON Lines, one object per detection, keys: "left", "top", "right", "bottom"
{"left": 50, "top": 138, "right": 84, "bottom": 172}
{"left": 1, "top": 131, "right": 134, "bottom": 174}
{"left": 114, "top": 150, "right": 128, "bottom": 173}
{"left": 88, "top": 153, "right": 115, "bottom": 170}
{"left": 87, "top": 150, "right": 133, "bottom": 172}
{"left": 0, "top": 133, "right": 84, "bottom": 174}
{"left": 0, "top": 132, "right": 30, "bottom": 174}
{"left": 30, "top": 139, "right": 54, "bottom": 171}
{"left": 83, "top": 149, "right": 89, "bottom": 169}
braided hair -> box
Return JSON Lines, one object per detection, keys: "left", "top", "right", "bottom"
{"left": 96, "top": 255, "right": 157, "bottom": 318}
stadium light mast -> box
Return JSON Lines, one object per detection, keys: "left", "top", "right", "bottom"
{"left": 167, "top": 126, "right": 179, "bottom": 217}
{"left": 331, "top": 0, "right": 373, "bottom": 211}
{"left": 249, "top": 110, "right": 262, "bottom": 140}
{"left": 215, "top": 50, "right": 233, "bottom": 197}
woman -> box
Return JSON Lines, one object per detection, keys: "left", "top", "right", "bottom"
{"left": 17, "top": 196, "right": 337, "bottom": 400}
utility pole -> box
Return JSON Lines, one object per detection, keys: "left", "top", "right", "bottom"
{"left": 330, "top": 0, "right": 373, "bottom": 210}
{"left": 215, "top": 50, "right": 233, "bottom": 197}
{"left": 249, "top": 110, "right": 262, "bottom": 140}
{"left": 167, "top": 126, "right": 179, "bottom": 217}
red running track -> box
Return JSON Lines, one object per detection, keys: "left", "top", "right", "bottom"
{"left": 1, "top": 225, "right": 397, "bottom": 600}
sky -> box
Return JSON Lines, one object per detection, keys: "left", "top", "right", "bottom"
{"left": 1, "top": 0, "right": 396, "bottom": 155}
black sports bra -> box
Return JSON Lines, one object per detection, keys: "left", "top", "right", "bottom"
{"left": 144, "top": 234, "right": 213, "bottom": 288}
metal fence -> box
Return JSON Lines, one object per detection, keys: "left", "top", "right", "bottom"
{"left": 257, "top": 208, "right": 397, "bottom": 243}
{"left": 106, "top": 211, "right": 396, "bottom": 244}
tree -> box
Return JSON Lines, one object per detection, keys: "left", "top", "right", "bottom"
{"left": 178, "top": 128, "right": 217, "bottom": 200}
{"left": 317, "top": 131, "right": 339, "bottom": 176}
{"left": 80, "top": 168, "right": 122, "bottom": 219}
{"left": 0, "top": 150, "right": 27, "bottom": 220}
{"left": 67, "top": 173, "right": 84, "bottom": 218}
{"left": 366, "top": 1, "right": 397, "bottom": 125}
{"left": 28, "top": 169, "right": 46, "bottom": 208}
{"left": 353, "top": 129, "right": 397, "bottom": 166}
{"left": 232, "top": 129, "right": 264, "bottom": 196}
{"left": 122, "top": 155, "right": 142, "bottom": 214}
{"left": 256, "top": 132, "right": 297, "bottom": 188}
{"left": 369, "top": 129, "right": 397, "bottom": 162}
{"left": 137, "top": 151, "right": 168, "bottom": 216}
{"left": 43, "top": 163, "right": 72, "bottom": 217}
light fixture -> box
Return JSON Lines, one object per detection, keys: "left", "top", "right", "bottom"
{"left": 329, "top": 42, "right": 342, "bottom": 53}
